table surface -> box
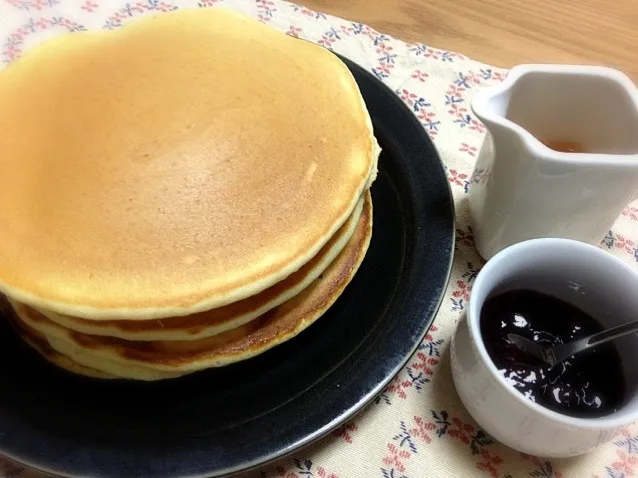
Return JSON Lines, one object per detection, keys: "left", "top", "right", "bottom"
{"left": 299, "top": 0, "right": 638, "bottom": 81}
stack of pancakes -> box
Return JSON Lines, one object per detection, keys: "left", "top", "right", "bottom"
{"left": 0, "top": 8, "right": 379, "bottom": 380}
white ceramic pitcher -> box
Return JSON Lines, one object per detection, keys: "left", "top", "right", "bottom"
{"left": 468, "top": 64, "right": 638, "bottom": 260}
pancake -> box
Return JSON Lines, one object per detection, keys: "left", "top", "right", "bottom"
{"left": 4, "top": 308, "right": 115, "bottom": 380}
{"left": 8, "top": 310, "right": 184, "bottom": 381}
{"left": 35, "top": 197, "right": 364, "bottom": 342}
{"left": 9, "top": 192, "right": 372, "bottom": 380}
{"left": 0, "top": 7, "right": 379, "bottom": 320}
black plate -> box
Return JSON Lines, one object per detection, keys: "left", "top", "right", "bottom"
{"left": 0, "top": 56, "right": 454, "bottom": 478}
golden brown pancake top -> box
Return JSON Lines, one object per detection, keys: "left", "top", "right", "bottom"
{"left": 0, "top": 8, "right": 376, "bottom": 319}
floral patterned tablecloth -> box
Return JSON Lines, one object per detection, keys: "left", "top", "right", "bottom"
{"left": 1, "top": 1, "right": 638, "bottom": 477}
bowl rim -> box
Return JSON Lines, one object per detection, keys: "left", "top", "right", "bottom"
{"left": 467, "top": 237, "right": 638, "bottom": 429}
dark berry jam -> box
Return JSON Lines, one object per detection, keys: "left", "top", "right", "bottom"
{"left": 480, "top": 289, "right": 625, "bottom": 418}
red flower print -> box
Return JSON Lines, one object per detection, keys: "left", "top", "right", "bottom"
{"left": 411, "top": 69, "right": 429, "bottom": 82}
{"left": 385, "top": 375, "right": 409, "bottom": 400}
{"left": 476, "top": 449, "right": 503, "bottom": 478}
{"left": 416, "top": 110, "right": 440, "bottom": 136}
{"left": 80, "top": 1, "right": 98, "bottom": 12}
{"left": 300, "top": 7, "right": 316, "bottom": 16}
{"left": 446, "top": 417, "right": 474, "bottom": 445}
{"left": 452, "top": 280, "right": 471, "bottom": 301}
{"left": 286, "top": 25, "right": 303, "bottom": 38}
{"left": 318, "top": 37, "right": 335, "bottom": 47}
{"left": 375, "top": 43, "right": 393, "bottom": 55}
{"left": 410, "top": 415, "right": 435, "bottom": 444}
{"left": 316, "top": 467, "right": 338, "bottom": 478}
{"left": 455, "top": 227, "right": 475, "bottom": 249}
{"left": 601, "top": 231, "right": 636, "bottom": 256}
{"left": 622, "top": 206, "right": 638, "bottom": 221}
{"left": 447, "top": 168, "right": 469, "bottom": 189}
{"left": 7, "top": 0, "right": 59, "bottom": 10}
{"left": 332, "top": 422, "right": 358, "bottom": 444}
{"left": 256, "top": 0, "right": 276, "bottom": 22}
{"left": 459, "top": 142, "right": 478, "bottom": 157}
{"left": 375, "top": 63, "right": 392, "bottom": 75}
{"left": 399, "top": 89, "right": 416, "bottom": 102}
{"left": 382, "top": 443, "right": 410, "bottom": 473}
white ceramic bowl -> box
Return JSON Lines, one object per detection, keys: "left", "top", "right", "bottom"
{"left": 450, "top": 238, "right": 638, "bottom": 458}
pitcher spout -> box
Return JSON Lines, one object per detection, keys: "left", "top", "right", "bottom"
{"left": 471, "top": 73, "right": 515, "bottom": 131}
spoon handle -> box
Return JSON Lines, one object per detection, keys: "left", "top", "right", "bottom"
{"left": 587, "top": 319, "right": 638, "bottom": 347}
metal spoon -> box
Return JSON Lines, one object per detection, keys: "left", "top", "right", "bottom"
{"left": 507, "top": 318, "right": 638, "bottom": 367}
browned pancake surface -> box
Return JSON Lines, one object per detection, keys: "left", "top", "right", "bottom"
{"left": 0, "top": 8, "right": 376, "bottom": 319}
{"left": 11, "top": 192, "right": 372, "bottom": 374}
